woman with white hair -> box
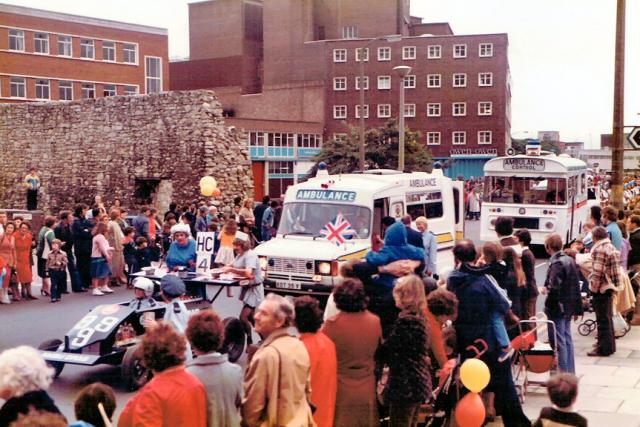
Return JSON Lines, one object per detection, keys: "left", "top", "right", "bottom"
{"left": 0, "top": 346, "right": 62, "bottom": 427}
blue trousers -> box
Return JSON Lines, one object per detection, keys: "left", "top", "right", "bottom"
{"left": 49, "top": 269, "right": 67, "bottom": 301}
{"left": 549, "top": 315, "right": 575, "bottom": 373}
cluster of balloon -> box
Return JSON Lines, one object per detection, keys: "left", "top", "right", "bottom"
{"left": 455, "top": 359, "right": 491, "bottom": 427}
{"left": 199, "top": 176, "right": 221, "bottom": 198}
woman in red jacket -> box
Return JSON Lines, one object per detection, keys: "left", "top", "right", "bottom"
{"left": 118, "top": 323, "right": 207, "bottom": 427}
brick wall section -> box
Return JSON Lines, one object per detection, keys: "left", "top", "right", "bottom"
{"left": 0, "top": 90, "right": 253, "bottom": 212}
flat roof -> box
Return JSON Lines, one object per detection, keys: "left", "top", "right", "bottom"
{"left": 0, "top": 3, "right": 167, "bottom": 36}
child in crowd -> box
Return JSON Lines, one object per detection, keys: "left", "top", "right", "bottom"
{"left": 122, "top": 227, "right": 136, "bottom": 288}
{"left": 533, "top": 373, "right": 587, "bottom": 427}
{"left": 477, "top": 242, "right": 514, "bottom": 362}
{"left": 70, "top": 382, "right": 116, "bottom": 427}
{"left": 134, "top": 236, "right": 151, "bottom": 272}
{"left": 46, "top": 239, "right": 68, "bottom": 303}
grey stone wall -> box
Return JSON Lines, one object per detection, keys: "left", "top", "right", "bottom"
{"left": 0, "top": 90, "right": 253, "bottom": 213}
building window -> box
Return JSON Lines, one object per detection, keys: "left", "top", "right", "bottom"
{"left": 57, "top": 35, "right": 72, "bottom": 57}
{"left": 452, "top": 131, "right": 466, "bottom": 145}
{"left": 102, "top": 41, "right": 116, "bottom": 62}
{"left": 333, "top": 133, "right": 348, "bottom": 141}
{"left": 342, "top": 25, "right": 357, "bottom": 39}
{"left": 333, "top": 77, "right": 347, "bottom": 91}
{"left": 378, "top": 104, "right": 391, "bottom": 118}
{"left": 80, "top": 39, "right": 95, "bottom": 59}
{"left": 123, "top": 43, "right": 137, "bottom": 64}
{"left": 479, "top": 43, "right": 494, "bottom": 57}
{"left": 333, "top": 49, "right": 347, "bottom": 62}
{"left": 378, "top": 75, "right": 391, "bottom": 90}
{"left": 427, "top": 74, "right": 441, "bottom": 88}
{"left": 35, "top": 79, "right": 50, "bottom": 100}
{"left": 355, "top": 76, "right": 369, "bottom": 90}
{"left": 427, "top": 45, "right": 441, "bottom": 59}
{"left": 452, "top": 102, "right": 467, "bottom": 116}
{"left": 145, "top": 56, "right": 163, "bottom": 94}
{"left": 453, "top": 44, "right": 467, "bottom": 58}
{"left": 378, "top": 47, "right": 391, "bottom": 61}
{"left": 8, "top": 29, "right": 24, "bottom": 51}
{"left": 355, "top": 105, "right": 369, "bottom": 119}
{"left": 355, "top": 47, "right": 369, "bottom": 62}
{"left": 402, "top": 46, "right": 416, "bottom": 60}
{"left": 34, "top": 33, "right": 49, "bottom": 54}
{"left": 478, "top": 101, "right": 493, "bottom": 116}
{"left": 333, "top": 105, "right": 347, "bottom": 119}
{"left": 427, "top": 103, "right": 441, "bottom": 117}
{"left": 268, "top": 161, "right": 294, "bottom": 174}
{"left": 427, "top": 132, "right": 441, "bottom": 145}
{"left": 404, "top": 104, "right": 416, "bottom": 117}
{"left": 103, "top": 84, "right": 117, "bottom": 97}
{"left": 267, "top": 133, "right": 295, "bottom": 148}
{"left": 403, "top": 75, "right": 416, "bottom": 89}
{"left": 249, "top": 132, "right": 266, "bottom": 147}
{"left": 59, "top": 81, "right": 73, "bottom": 101}
{"left": 10, "top": 77, "right": 26, "bottom": 98}
{"left": 123, "top": 85, "right": 138, "bottom": 95}
{"left": 479, "top": 72, "right": 493, "bottom": 87}
{"left": 81, "top": 83, "right": 95, "bottom": 99}
{"left": 453, "top": 73, "right": 467, "bottom": 87}
{"left": 478, "top": 131, "right": 492, "bottom": 145}
{"left": 298, "top": 134, "right": 322, "bottom": 148}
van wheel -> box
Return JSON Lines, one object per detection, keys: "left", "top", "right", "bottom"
{"left": 38, "top": 339, "right": 65, "bottom": 378}
{"left": 222, "top": 317, "right": 246, "bottom": 363}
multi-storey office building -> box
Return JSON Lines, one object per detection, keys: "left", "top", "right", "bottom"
{"left": 0, "top": 3, "right": 169, "bottom": 103}
{"left": 171, "top": 0, "right": 511, "bottom": 198}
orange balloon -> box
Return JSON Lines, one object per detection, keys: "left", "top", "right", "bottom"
{"left": 212, "top": 188, "right": 222, "bottom": 197}
{"left": 454, "top": 392, "right": 485, "bottom": 427}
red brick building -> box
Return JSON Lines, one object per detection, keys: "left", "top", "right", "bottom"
{"left": 0, "top": 3, "right": 169, "bottom": 103}
{"left": 171, "top": 0, "right": 511, "bottom": 197}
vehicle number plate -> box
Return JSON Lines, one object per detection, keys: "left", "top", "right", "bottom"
{"left": 275, "top": 281, "right": 302, "bottom": 290}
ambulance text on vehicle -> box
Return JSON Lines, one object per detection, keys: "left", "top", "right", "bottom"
{"left": 255, "top": 166, "right": 464, "bottom": 297}
{"left": 481, "top": 145, "right": 589, "bottom": 246}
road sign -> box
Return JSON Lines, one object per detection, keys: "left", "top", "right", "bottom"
{"left": 627, "top": 127, "right": 640, "bottom": 149}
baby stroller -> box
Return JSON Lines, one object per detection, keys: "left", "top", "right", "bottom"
{"left": 577, "top": 292, "right": 597, "bottom": 336}
{"left": 417, "top": 339, "right": 489, "bottom": 427}
{"left": 510, "top": 314, "right": 557, "bottom": 403}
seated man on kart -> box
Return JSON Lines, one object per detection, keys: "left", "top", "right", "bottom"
{"left": 128, "top": 277, "right": 161, "bottom": 312}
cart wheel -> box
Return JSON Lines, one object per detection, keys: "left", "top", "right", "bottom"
{"left": 578, "top": 323, "right": 592, "bottom": 336}
{"left": 222, "top": 317, "right": 246, "bottom": 363}
{"left": 38, "top": 339, "right": 65, "bottom": 378}
{"left": 122, "top": 344, "right": 152, "bottom": 391}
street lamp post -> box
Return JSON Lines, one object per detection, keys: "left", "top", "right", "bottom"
{"left": 358, "top": 34, "right": 402, "bottom": 171}
{"left": 393, "top": 65, "right": 412, "bottom": 172}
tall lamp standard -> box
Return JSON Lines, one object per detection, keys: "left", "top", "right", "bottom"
{"left": 357, "top": 34, "right": 402, "bottom": 171}
{"left": 393, "top": 65, "right": 412, "bottom": 172}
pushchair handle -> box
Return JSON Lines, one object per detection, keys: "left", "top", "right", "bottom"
{"left": 465, "top": 338, "right": 489, "bottom": 358}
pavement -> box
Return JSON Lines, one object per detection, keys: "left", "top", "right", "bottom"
{"left": 0, "top": 219, "right": 639, "bottom": 426}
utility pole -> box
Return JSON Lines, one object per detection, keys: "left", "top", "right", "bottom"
{"left": 611, "top": 0, "right": 625, "bottom": 210}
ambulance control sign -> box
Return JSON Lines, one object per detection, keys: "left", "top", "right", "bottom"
{"left": 502, "top": 158, "right": 545, "bottom": 171}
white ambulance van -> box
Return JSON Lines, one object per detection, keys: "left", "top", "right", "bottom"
{"left": 255, "top": 166, "right": 464, "bottom": 297}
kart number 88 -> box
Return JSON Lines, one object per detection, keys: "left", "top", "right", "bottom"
{"left": 71, "top": 315, "right": 119, "bottom": 347}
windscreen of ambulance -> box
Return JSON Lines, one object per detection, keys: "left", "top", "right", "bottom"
{"left": 483, "top": 176, "right": 567, "bottom": 205}
{"left": 278, "top": 202, "right": 372, "bottom": 238}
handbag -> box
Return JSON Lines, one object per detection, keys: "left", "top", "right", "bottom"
{"left": 9, "top": 268, "right": 18, "bottom": 286}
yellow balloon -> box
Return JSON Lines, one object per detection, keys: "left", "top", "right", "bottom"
{"left": 199, "top": 176, "right": 217, "bottom": 189}
{"left": 459, "top": 359, "right": 490, "bottom": 393}
{"left": 201, "top": 183, "right": 215, "bottom": 196}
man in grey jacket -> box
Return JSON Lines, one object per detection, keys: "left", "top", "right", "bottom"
{"left": 186, "top": 310, "right": 243, "bottom": 427}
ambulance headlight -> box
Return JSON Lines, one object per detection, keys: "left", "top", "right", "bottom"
{"left": 259, "top": 257, "right": 268, "bottom": 271}
{"left": 317, "top": 262, "right": 332, "bottom": 275}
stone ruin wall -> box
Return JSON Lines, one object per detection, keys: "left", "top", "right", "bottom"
{"left": 0, "top": 90, "right": 253, "bottom": 214}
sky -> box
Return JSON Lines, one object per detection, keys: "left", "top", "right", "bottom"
{"left": 3, "top": 0, "right": 639, "bottom": 148}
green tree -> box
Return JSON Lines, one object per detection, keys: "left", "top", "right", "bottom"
{"left": 311, "top": 119, "right": 433, "bottom": 175}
